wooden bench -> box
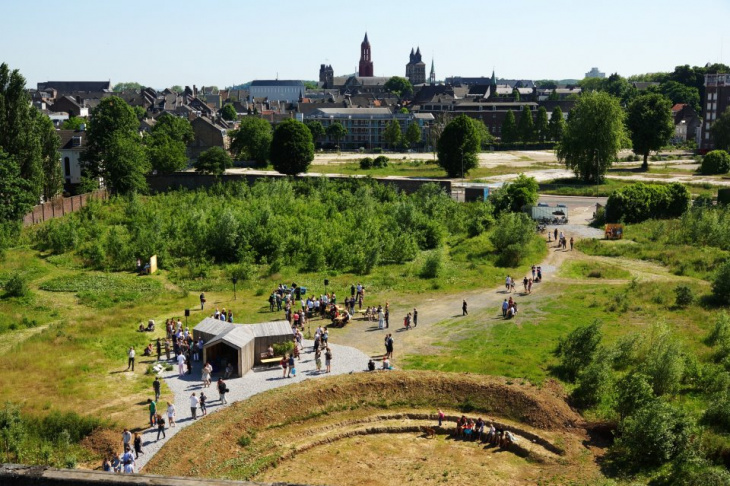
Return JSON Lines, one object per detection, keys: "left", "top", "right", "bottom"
{"left": 260, "top": 356, "right": 283, "bottom": 367}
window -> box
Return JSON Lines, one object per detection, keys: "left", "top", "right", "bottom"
{"left": 64, "top": 157, "right": 71, "bottom": 178}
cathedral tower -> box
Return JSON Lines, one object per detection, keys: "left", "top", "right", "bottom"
{"left": 358, "top": 32, "right": 374, "bottom": 77}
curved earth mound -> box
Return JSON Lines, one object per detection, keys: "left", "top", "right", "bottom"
{"left": 144, "top": 371, "right": 601, "bottom": 484}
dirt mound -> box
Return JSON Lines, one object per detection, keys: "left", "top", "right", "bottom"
{"left": 144, "top": 371, "right": 584, "bottom": 480}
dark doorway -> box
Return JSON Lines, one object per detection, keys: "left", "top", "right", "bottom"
{"left": 204, "top": 343, "right": 239, "bottom": 376}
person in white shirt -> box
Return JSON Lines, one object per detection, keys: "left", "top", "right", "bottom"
{"left": 126, "top": 347, "right": 135, "bottom": 371}
{"left": 176, "top": 352, "right": 186, "bottom": 376}
{"left": 166, "top": 402, "right": 176, "bottom": 427}
{"left": 190, "top": 393, "right": 199, "bottom": 419}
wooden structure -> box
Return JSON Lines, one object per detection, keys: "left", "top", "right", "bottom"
{"left": 193, "top": 318, "right": 291, "bottom": 377}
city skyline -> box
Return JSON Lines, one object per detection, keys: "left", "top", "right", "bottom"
{"left": 2, "top": 0, "right": 729, "bottom": 89}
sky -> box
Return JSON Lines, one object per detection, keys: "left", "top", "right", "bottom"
{"left": 2, "top": 0, "right": 729, "bottom": 90}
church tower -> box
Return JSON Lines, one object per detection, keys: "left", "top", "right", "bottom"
{"left": 406, "top": 46, "right": 426, "bottom": 85}
{"left": 429, "top": 59, "right": 436, "bottom": 85}
{"left": 358, "top": 32, "right": 374, "bottom": 77}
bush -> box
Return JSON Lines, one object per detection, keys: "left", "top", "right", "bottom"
{"left": 700, "top": 150, "right": 730, "bottom": 175}
{"left": 554, "top": 320, "right": 602, "bottom": 382}
{"left": 605, "top": 182, "right": 691, "bottom": 223}
{"left": 489, "top": 212, "right": 536, "bottom": 267}
{"left": 359, "top": 157, "right": 373, "bottom": 169}
{"left": 616, "top": 372, "right": 655, "bottom": 420}
{"left": 373, "top": 155, "right": 389, "bottom": 168}
{"left": 272, "top": 341, "right": 294, "bottom": 356}
{"left": 674, "top": 284, "right": 694, "bottom": 307}
{"left": 3, "top": 273, "right": 28, "bottom": 298}
{"left": 713, "top": 261, "right": 730, "bottom": 304}
{"left": 614, "top": 401, "right": 694, "bottom": 468}
{"left": 702, "top": 393, "right": 730, "bottom": 432}
{"left": 419, "top": 250, "right": 443, "bottom": 279}
{"left": 570, "top": 357, "right": 613, "bottom": 409}
{"left": 641, "top": 323, "right": 685, "bottom": 396}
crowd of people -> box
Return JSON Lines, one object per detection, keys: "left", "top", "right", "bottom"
{"left": 454, "top": 415, "right": 518, "bottom": 448}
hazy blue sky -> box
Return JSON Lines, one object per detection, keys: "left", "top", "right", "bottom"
{"left": 3, "top": 0, "right": 729, "bottom": 89}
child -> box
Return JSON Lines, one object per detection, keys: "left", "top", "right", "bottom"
{"left": 315, "top": 349, "right": 322, "bottom": 373}
{"left": 200, "top": 392, "right": 207, "bottom": 416}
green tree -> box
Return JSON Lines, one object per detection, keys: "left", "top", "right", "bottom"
{"left": 472, "top": 119, "right": 494, "bottom": 148}
{"left": 614, "top": 401, "right": 693, "bottom": 468}
{"left": 660, "top": 80, "right": 701, "bottom": 113}
{"left": 384, "top": 76, "right": 414, "bottom": 98}
{"left": 548, "top": 106, "right": 566, "bottom": 141}
{"left": 113, "top": 82, "right": 142, "bottom": 92}
{"left": 641, "top": 323, "right": 685, "bottom": 396}
{"left": 557, "top": 91, "right": 626, "bottom": 183}
{"left": 517, "top": 105, "right": 535, "bottom": 142}
{"left": 146, "top": 114, "right": 194, "bottom": 174}
{"left": 627, "top": 93, "right": 674, "bottom": 170}
{"left": 616, "top": 372, "right": 656, "bottom": 420}
{"left": 436, "top": 114, "right": 480, "bottom": 178}
{"left": 305, "top": 120, "right": 325, "bottom": 145}
{"left": 194, "top": 146, "right": 232, "bottom": 175}
{"left": 170, "top": 85, "right": 183, "bottom": 93}
{"left": 231, "top": 117, "right": 272, "bottom": 166}
{"left": 711, "top": 107, "right": 730, "bottom": 152}
{"left": 554, "top": 320, "right": 603, "bottom": 382}
{"left": 488, "top": 212, "right": 536, "bottom": 266}
{"left": 0, "top": 149, "right": 35, "bottom": 221}
{"left": 501, "top": 110, "right": 518, "bottom": 143}
{"left": 32, "top": 108, "right": 62, "bottom": 200}
{"left": 81, "top": 96, "right": 149, "bottom": 194}
{"left": 270, "top": 119, "right": 314, "bottom": 175}
{"left": 133, "top": 105, "right": 146, "bottom": 121}
{"left": 405, "top": 121, "right": 422, "bottom": 149}
{"left": 534, "top": 106, "right": 549, "bottom": 142}
{"left": 220, "top": 104, "right": 237, "bottom": 121}
{"left": 489, "top": 174, "right": 539, "bottom": 214}
{"left": 0, "top": 63, "right": 44, "bottom": 209}
{"left": 713, "top": 260, "right": 730, "bottom": 305}
{"left": 383, "top": 120, "right": 402, "bottom": 149}
{"left": 60, "top": 116, "right": 85, "bottom": 130}
{"left": 571, "top": 356, "right": 613, "bottom": 409}
{"left": 700, "top": 150, "right": 730, "bottom": 175}
{"left": 326, "top": 121, "right": 347, "bottom": 149}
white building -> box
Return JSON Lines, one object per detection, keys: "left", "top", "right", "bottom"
{"left": 58, "top": 128, "right": 87, "bottom": 186}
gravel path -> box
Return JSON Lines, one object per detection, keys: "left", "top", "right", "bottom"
{"left": 135, "top": 339, "right": 369, "bottom": 471}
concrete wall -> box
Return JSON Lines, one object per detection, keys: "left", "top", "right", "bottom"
{"left": 0, "top": 464, "right": 304, "bottom": 486}
{"left": 146, "top": 173, "right": 451, "bottom": 196}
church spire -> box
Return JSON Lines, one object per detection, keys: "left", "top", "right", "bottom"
{"left": 430, "top": 58, "right": 436, "bottom": 85}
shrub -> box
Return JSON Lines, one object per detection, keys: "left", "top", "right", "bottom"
{"left": 3, "top": 273, "right": 28, "bottom": 298}
{"left": 238, "top": 434, "right": 252, "bottom": 447}
{"left": 373, "top": 155, "right": 389, "bottom": 168}
{"left": 713, "top": 261, "right": 730, "bottom": 304}
{"left": 554, "top": 320, "right": 602, "bottom": 382}
{"left": 419, "top": 250, "right": 443, "bottom": 279}
{"left": 605, "top": 182, "right": 691, "bottom": 223}
{"left": 272, "top": 341, "right": 294, "bottom": 356}
{"left": 641, "top": 323, "right": 685, "bottom": 396}
{"left": 616, "top": 372, "right": 655, "bottom": 420}
{"left": 359, "top": 157, "right": 373, "bottom": 169}
{"left": 614, "top": 401, "right": 694, "bottom": 468}
{"left": 489, "top": 212, "right": 536, "bottom": 267}
{"left": 674, "top": 284, "right": 694, "bottom": 308}
{"left": 570, "top": 357, "right": 613, "bottom": 409}
{"left": 702, "top": 393, "right": 730, "bottom": 432}
{"left": 700, "top": 150, "right": 730, "bottom": 175}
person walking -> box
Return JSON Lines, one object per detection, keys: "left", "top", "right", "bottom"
{"left": 217, "top": 378, "right": 228, "bottom": 404}
{"left": 152, "top": 377, "right": 161, "bottom": 402}
{"left": 384, "top": 304, "right": 390, "bottom": 328}
{"left": 386, "top": 334, "right": 394, "bottom": 359}
{"left": 315, "top": 348, "right": 322, "bottom": 373}
{"left": 287, "top": 353, "right": 296, "bottom": 378}
{"left": 156, "top": 338, "right": 161, "bottom": 362}
{"left": 122, "top": 428, "right": 132, "bottom": 450}
{"left": 164, "top": 339, "right": 171, "bottom": 361}
{"left": 570, "top": 236, "right": 574, "bottom": 251}
{"left": 133, "top": 433, "right": 143, "bottom": 459}
{"left": 121, "top": 446, "right": 135, "bottom": 474}
{"left": 147, "top": 398, "right": 157, "bottom": 428}
{"left": 126, "top": 347, "right": 135, "bottom": 371}
{"left": 554, "top": 228, "right": 558, "bottom": 241}
{"left": 156, "top": 414, "right": 166, "bottom": 440}
{"left": 502, "top": 299, "right": 509, "bottom": 318}
{"left": 462, "top": 300, "right": 468, "bottom": 316}
{"left": 166, "top": 401, "right": 176, "bottom": 427}
{"left": 200, "top": 292, "right": 206, "bottom": 310}
{"left": 190, "top": 393, "right": 199, "bottom": 419}
{"left": 413, "top": 308, "right": 418, "bottom": 328}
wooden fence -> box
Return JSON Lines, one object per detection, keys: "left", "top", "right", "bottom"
{"left": 22, "top": 190, "right": 108, "bottom": 226}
